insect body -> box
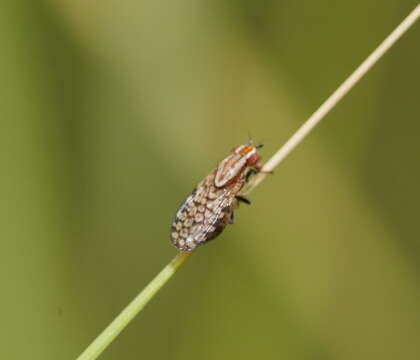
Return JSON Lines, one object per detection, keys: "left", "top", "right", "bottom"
{"left": 170, "top": 143, "right": 263, "bottom": 251}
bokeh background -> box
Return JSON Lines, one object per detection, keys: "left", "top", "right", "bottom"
{"left": 2, "top": 1, "right": 420, "bottom": 359}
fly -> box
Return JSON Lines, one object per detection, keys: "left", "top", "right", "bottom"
{"left": 170, "top": 143, "right": 264, "bottom": 251}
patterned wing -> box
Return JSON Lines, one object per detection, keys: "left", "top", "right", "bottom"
{"left": 170, "top": 170, "right": 245, "bottom": 251}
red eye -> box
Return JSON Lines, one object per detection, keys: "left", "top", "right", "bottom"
{"left": 247, "top": 152, "right": 260, "bottom": 166}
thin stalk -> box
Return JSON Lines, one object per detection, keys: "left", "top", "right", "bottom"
{"left": 76, "top": 4, "right": 420, "bottom": 360}
{"left": 76, "top": 252, "right": 192, "bottom": 360}
{"left": 245, "top": 3, "right": 420, "bottom": 193}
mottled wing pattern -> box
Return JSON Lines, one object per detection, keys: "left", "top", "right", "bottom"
{"left": 170, "top": 169, "right": 246, "bottom": 251}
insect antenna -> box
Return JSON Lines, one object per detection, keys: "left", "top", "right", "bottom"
{"left": 247, "top": 130, "right": 254, "bottom": 146}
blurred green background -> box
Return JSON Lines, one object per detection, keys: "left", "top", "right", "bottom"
{"left": 2, "top": 1, "right": 420, "bottom": 359}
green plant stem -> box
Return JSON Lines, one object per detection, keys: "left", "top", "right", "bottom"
{"left": 76, "top": 251, "right": 192, "bottom": 360}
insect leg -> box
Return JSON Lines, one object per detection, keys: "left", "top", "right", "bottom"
{"left": 228, "top": 210, "right": 235, "bottom": 224}
{"left": 246, "top": 166, "right": 273, "bottom": 181}
{"left": 235, "top": 195, "right": 251, "bottom": 205}
{"left": 245, "top": 168, "right": 257, "bottom": 182}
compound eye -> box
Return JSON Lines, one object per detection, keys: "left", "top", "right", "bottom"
{"left": 247, "top": 152, "right": 260, "bottom": 166}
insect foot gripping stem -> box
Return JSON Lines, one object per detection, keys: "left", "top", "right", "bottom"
{"left": 170, "top": 143, "right": 263, "bottom": 251}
